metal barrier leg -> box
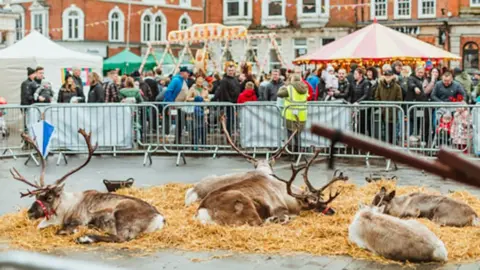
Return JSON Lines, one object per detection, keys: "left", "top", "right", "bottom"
{"left": 113, "top": 146, "right": 117, "bottom": 157}
{"left": 2, "top": 148, "right": 16, "bottom": 160}
{"left": 25, "top": 153, "right": 39, "bottom": 166}
{"left": 143, "top": 146, "right": 153, "bottom": 167}
{"left": 56, "top": 152, "right": 68, "bottom": 166}
{"left": 295, "top": 154, "right": 302, "bottom": 167}
{"left": 212, "top": 146, "right": 219, "bottom": 159}
{"left": 365, "top": 152, "right": 371, "bottom": 168}
{"left": 252, "top": 147, "right": 257, "bottom": 159}
{"left": 176, "top": 152, "right": 186, "bottom": 167}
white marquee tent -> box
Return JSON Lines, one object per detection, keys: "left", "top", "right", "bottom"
{"left": 0, "top": 31, "right": 103, "bottom": 103}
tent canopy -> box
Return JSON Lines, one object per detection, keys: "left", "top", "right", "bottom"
{"left": 0, "top": 31, "right": 103, "bottom": 103}
{"left": 293, "top": 21, "right": 461, "bottom": 65}
{"left": 103, "top": 49, "right": 143, "bottom": 74}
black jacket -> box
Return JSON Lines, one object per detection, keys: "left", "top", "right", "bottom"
{"left": 406, "top": 75, "right": 428, "bottom": 102}
{"left": 350, "top": 78, "right": 371, "bottom": 103}
{"left": 334, "top": 79, "right": 350, "bottom": 100}
{"left": 20, "top": 78, "right": 35, "bottom": 105}
{"left": 72, "top": 75, "right": 84, "bottom": 94}
{"left": 144, "top": 77, "right": 159, "bottom": 101}
{"left": 212, "top": 75, "right": 241, "bottom": 103}
{"left": 88, "top": 83, "right": 105, "bottom": 103}
{"left": 57, "top": 87, "right": 85, "bottom": 103}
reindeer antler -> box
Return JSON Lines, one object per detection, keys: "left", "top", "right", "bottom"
{"left": 220, "top": 114, "right": 258, "bottom": 163}
{"left": 270, "top": 115, "right": 302, "bottom": 163}
{"left": 54, "top": 129, "right": 98, "bottom": 186}
{"left": 271, "top": 164, "right": 317, "bottom": 201}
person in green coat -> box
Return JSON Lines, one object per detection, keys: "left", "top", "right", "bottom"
{"left": 454, "top": 67, "right": 472, "bottom": 103}
{"left": 119, "top": 77, "right": 143, "bottom": 103}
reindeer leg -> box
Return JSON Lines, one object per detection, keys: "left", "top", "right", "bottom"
{"left": 265, "top": 208, "right": 293, "bottom": 225}
{"left": 76, "top": 233, "right": 123, "bottom": 244}
{"left": 56, "top": 219, "right": 82, "bottom": 235}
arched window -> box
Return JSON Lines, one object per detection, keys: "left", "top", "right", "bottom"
{"left": 178, "top": 13, "right": 192, "bottom": 30}
{"left": 109, "top": 7, "right": 125, "bottom": 42}
{"left": 11, "top": 5, "right": 25, "bottom": 41}
{"left": 62, "top": 5, "right": 85, "bottom": 41}
{"left": 154, "top": 16, "right": 163, "bottom": 41}
{"left": 142, "top": 14, "right": 152, "bottom": 42}
{"left": 463, "top": 42, "right": 479, "bottom": 73}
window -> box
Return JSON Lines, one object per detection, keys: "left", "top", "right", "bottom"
{"left": 471, "top": 0, "right": 480, "bottom": 7}
{"left": 141, "top": 10, "right": 167, "bottom": 43}
{"left": 29, "top": 2, "right": 48, "bottom": 36}
{"left": 463, "top": 42, "right": 479, "bottom": 73}
{"left": 108, "top": 7, "right": 125, "bottom": 42}
{"left": 223, "top": 0, "right": 252, "bottom": 26}
{"left": 322, "top": 38, "right": 335, "bottom": 45}
{"left": 371, "top": 0, "right": 387, "bottom": 20}
{"left": 250, "top": 39, "right": 258, "bottom": 57}
{"left": 394, "top": 0, "right": 411, "bottom": 18}
{"left": 62, "top": 5, "right": 84, "bottom": 41}
{"left": 268, "top": 0, "right": 283, "bottom": 16}
{"left": 302, "top": 0, "right": 316, "bottom": 13}
{"left": 294, "top": 38, "right": 307, "bottom": 58}
{"left": 180, "top": 0, "right": 191, "bottom": 7}
{"left": 178, "top": 13, "right": 192, "bottom": 30}
{"left": 11, "top": 5, "right": 24, "bottom": 41}
{"left": 418, "top": 0, "right": 435, "bottom": 18}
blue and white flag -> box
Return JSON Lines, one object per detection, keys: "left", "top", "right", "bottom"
{"left": 31, "top": 120, "right": 55, "bottom": 158}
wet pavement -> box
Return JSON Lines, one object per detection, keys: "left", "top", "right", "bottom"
{"left": 0, "top": 154, "right": 479, "bottom": 270}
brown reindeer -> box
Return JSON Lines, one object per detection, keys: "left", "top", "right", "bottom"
{"left": 13, "top": 129, "right": 166, "bottom": 244}
{"left": 371, "top": 187, "right": 479, "bottom": 227}
{"left": 185, "top": 115, "right": 299, "bottom": 206}
{"left": 348, "top": 204, "right": 448, "bottom": 262}
{"left": 193, "top": 150, "right": 348, "bottom": 226}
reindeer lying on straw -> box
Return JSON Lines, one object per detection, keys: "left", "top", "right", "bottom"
{"left": 12, "top": 129, "right": 166, "bottom": 244}
{"left": 371, "top": 187, "right": 479, "bottom": 227}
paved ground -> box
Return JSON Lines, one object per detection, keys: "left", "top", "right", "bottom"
{"left": 0, "top": 154, "right": 479, "bottom": 269}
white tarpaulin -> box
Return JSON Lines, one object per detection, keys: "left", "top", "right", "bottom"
{"left": 27, "top": 106, "right": 133, "bottom": 151}
{"left": 0, "top": 31, "right": 103, "bottom": 104}
{"left": 239, "top": 102, "right": 352, "bottom": 148}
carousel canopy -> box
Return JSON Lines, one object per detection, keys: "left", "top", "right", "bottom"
{"left": 293, "top": 21, "right": 461, "bottom": 65}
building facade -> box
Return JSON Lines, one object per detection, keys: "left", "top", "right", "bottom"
{"left": 0, "top": 7, "right": 19, "bottom": 48}
{"left": 5, "top": 0, "right": 204, "bottom": 58}
{"left": 356, "top": 0, "right": 480, "bottom": 71}
{"left": 205, "top": 0, "right": 356, "bottom": 73}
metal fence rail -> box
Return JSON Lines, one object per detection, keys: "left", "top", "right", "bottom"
{"left": 3, "top": 101, "right": 479, "bottom": 167}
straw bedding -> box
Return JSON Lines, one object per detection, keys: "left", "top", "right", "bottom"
{"left": 1, "top": 180, "right": 480, "bottom": 264}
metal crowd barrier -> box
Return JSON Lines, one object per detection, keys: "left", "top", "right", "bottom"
{"left": 2, "top": 101, "right": 479, "bottom": 167}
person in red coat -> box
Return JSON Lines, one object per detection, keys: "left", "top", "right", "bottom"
{"left": 237, "top": 82, "right": 258, "bottom": 104}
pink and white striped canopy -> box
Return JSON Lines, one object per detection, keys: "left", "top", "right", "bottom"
{"left": 293, "top": 22, "right": 460, "bottom": 65}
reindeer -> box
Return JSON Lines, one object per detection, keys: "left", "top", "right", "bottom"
{"left": 13, "top": 129, "right": 166, "bottom": 244}
{"left": 371, "top": 187, "right": 479, "bottom": 227}
{"left": 348, "top": 204, "right": 448, "bottom": 262}
{"left": 193, "top": 150, "right": 348, "bottom": 226}
{"left": 185, "top": 115, "right": 299, "bottom": 206}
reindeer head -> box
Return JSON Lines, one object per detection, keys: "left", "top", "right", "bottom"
{"left": 371, "top": 187, "right": 396, "bottom": 211}
{"left": 220, "top": 115, "right": 297, "bottom": 174}
{"left": 11, "top": 129, "right": 98, "bottom": 220}
{"left": 272, "top": 150, "right": 349, "bottom": 215}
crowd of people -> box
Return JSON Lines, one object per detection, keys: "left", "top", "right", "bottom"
{"left": 17, "top": 60, "right": 480, "bottom": 154}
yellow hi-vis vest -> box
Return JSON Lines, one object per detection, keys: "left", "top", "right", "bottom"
{"left": 283, "top": 85, "right": 308, "bottom": 122}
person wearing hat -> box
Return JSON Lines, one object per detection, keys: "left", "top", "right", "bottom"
{"left": 163, "top": 66, "right": 191, "bottom": 143}
{"left": 375, "top": 68, "right": 403, "bottom": 145}
{"left": 453, "top": 67, "right": 472, "bottom": 103}
{"left": 20, "top": 67, "right": 36, "bottom": 106}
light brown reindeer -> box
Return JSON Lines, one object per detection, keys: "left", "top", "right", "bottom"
{"left": 13, "top": 129, "right": 166, "bottom": 244}
{"left": 185, "top": 115, "right": 299, "bottom": 206}
{"left": 194, "top": 150, "right": 348, "bottom": 226}
{"left": 348, "top": 204, "right": 448, "bottom": 262}
{"left": 372, "top": 187, "right": 479, "bottom": 227}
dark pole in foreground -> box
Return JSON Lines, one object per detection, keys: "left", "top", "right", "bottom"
{"left": 310, "top": 124, "right": 480, "bottom": 188}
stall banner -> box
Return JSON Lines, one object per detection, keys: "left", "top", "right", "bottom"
{"left": 61, "top": 68, "right": 92, "bottom": 86}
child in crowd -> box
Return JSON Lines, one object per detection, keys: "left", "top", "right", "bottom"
{"left": 237, "top": 82, "right": 258, "bottom": 104}
{"left": 451, "top": 102, "right": 473, "bottom": 154}
{"left": 436, "top": 111, "right": 452, "bottom": 146}
{"left": 323, "top": 65, "right": 339, "bottom": 101}
{"left": 34, "top": 80, "right": 54, "bottom": 103}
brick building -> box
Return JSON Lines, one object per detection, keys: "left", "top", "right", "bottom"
{"left": 4, "top": 0, "right": 204, "bottom": 58}
{"left": 356, "top": 0, "right": 480, "bottom": 72}
{"left": 206, "top": 0, "right": 480, "bottom": 72}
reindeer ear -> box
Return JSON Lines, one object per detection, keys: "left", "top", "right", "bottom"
{"left": 380, "top": 187, "right": 387, "bottom": 193}
{"left": 53, "top": 184, "right": 65, "bottom": 194}
{"left": 234, "top": 201, "right": 244, "bottom": 214}
{"left": 388, "top": 190, "right": 396, "bottom": 199}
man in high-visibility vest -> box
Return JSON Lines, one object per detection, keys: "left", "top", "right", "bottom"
{"left": 277, "top": 74, "right": 309, "bottom": 153}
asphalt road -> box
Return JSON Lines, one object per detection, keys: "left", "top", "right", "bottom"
{"left": 0, "top": 154, "right": 479, "bottom": 270}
